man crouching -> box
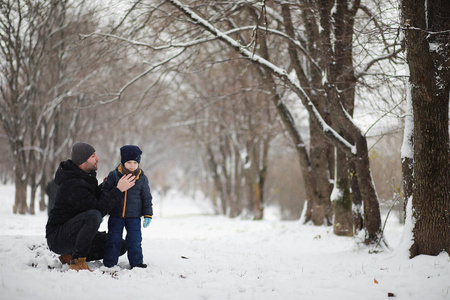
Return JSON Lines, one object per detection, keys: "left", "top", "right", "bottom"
{"left": 46, "top": 142, "right": 136, "bottom": 271}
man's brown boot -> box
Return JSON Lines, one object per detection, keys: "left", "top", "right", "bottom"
{"left": 69, "top": 257, "right": 93, "bottom": 272}
{"left": 59, "top": 254, "right": 72, "bottom": 265}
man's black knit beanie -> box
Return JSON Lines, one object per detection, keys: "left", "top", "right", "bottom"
{"left": 71, "top": 142, "right": 95, "bottom": 166}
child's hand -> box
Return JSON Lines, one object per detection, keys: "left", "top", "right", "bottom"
{"left": 143, "top": 217, "right": 152, "bottom": 228}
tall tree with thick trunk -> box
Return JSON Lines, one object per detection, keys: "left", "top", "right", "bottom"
{"left": 400, "top": 0, "right": 450, "bottom": 257}
{"left": 165, "top": 0, "right": 384, "bottom": 243}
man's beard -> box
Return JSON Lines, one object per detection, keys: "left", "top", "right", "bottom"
{"left": 84, "top": 161, "right": 98, "bottom": 172}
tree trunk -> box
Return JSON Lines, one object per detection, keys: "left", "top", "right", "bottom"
{"left": 410, "top": 91, "right": 450, "bottom": 256}
{"left": 354, "top": 136, "right": 382, "bottom": 243}
{"left": 281, "top": 3, "right": 333, "bottom": 225}
{"left": 206, "top": 146, "right": 227, "bottom": 215}
{"left": 401, "top": 80, "right": 414, "bottom": 219}
{"left": 401, "top": 156, "right": 413, "bottom": 217}
{"left": 349, "top": 161, "right": 363, "bottom": 233}
{"left": 309, "top": 117, "right": 333, "bottom": 225}
{"left": 332, "top": 150, "right": 354, "bottom": 236}
{"left": 254, "top": 18, "right": 322, "bottom": 223}
{"left": 29, "top": 183, "right": 37, "bottom": 215}
{"left": 167, "top": 0, "right": 383, "bottom": 243}
{"left": 269, "top": 91, "right": 320, "bottom": 223}
{"left": 13, "top": 169, "right": 28, "bottom": 215}
{"left": 401, "top": 92, "right": 414, "bottom": 220}
{"left": 401, "top": 0, "right": 450, "bottom": 257}
{"left": 253, "top": 138, "right": 269, "bottom": 221}
{"left": 40, "top": 180, "right": 47, "bottom": 211}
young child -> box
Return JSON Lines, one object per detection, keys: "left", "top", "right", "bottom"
{"left": 103, "top": 145, "right": 153, "bottom": 268}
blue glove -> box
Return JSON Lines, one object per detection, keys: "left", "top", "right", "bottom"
{"left": 143, "top": 217, "right": 152, "bottom": 228}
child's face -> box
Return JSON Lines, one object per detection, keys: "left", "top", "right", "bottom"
{"left": 124, "top": 160, "right": 139, "bottom": 172}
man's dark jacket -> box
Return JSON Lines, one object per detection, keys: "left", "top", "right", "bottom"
{"left": 46, "top": 160, "right": 123, "bottom": 237}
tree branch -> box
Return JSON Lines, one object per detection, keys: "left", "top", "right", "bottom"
{"left": 166, "top": 0, "right": 356, "bottom": 155}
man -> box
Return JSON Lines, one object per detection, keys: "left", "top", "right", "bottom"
{"left": 45, "top": 179, "right": 57, "bottom": 216}
{"left": 46, "top": 142, "right": 136, "bottom": 272}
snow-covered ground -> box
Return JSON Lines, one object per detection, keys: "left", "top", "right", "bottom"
{"left": 0, "top": 184, "right": 449, "bottom": 300}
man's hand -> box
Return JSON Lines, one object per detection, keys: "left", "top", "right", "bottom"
{"left": 117, "top": 174, "right": 136, "bottom": 192}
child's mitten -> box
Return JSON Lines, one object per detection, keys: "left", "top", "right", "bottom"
{"left": 143, "top": 217, "right": 152, "bottom": 228}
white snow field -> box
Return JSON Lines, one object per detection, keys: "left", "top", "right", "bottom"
{"left": 0, "top": 184, "right": 449, "bottom": 300}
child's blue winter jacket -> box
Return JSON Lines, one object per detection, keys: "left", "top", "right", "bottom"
{"left": 103, "top": 164, "right": 153, "bottom": 218}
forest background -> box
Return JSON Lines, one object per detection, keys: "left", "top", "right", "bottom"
{"left": 0, "top": 0, "right": 448, "bottom": 256}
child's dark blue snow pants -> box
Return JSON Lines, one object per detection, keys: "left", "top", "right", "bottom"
{"left": 104, "top": 216, "right": 143, "bottom": 267}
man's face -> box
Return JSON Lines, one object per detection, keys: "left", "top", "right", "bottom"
{"left": 79, "top": 152, "right": 99, "bottom": 172}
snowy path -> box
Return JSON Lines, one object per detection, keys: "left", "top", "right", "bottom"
{"left": 0, "top": 186, "right": 449, "bottom": 300}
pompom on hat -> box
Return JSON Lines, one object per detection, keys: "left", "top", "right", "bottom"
{"left": 71, "top": 142, "right": 96, "bottom": 166}
{"left": 120, "top": 145, "right": 142, "bottom": 165}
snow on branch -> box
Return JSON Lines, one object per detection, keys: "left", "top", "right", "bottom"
{"left": 225, "top": 25, "right": 323, "bottom": 75}
{"left": 166, "top": 0, "right": 356, "bottom": 155}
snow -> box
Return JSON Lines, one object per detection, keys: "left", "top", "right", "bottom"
{"left": 1, "top": 184, "right": 450, "bottom": 300}
{"left": 170, "top": 0, "right": 358, "bottom": 155}
{"left": 401, "top": 65, "right": 414, "bottom": 160}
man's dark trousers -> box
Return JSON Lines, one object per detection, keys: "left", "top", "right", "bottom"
{"left": 47, "top": 209, "right": 126, "bottom": 260}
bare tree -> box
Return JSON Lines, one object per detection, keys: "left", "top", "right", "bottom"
{"left": 178, "top": 52, "right": 281, "bottom": 219}
{"left": 160, "top": 0, "right": 405, "bottom": 244}
{"left": 83, "top": 2, "right": 283, "bottom": 219}
{"left": 0, "top": 0, "right": 126, "bottom": 214}
{"left": 0, "top": 0, "right": 72, "bottom": 214}
{"left": 400, "top": 0, "right": 450, "bottom": 257}
{"left": 86, "top": 0, "right": 405, "bottom": 244}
